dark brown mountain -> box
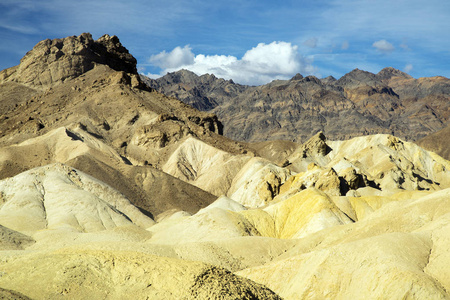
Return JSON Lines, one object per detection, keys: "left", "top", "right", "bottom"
{"left": 143, "top": 67, "right": 450, "bottom": 143}
{"left": 143, "top": 69, "right": 248, "bottom": 111}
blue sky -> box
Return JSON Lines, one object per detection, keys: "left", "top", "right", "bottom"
{"left": 1, "top": 0, "right": 449, "bottom": 85}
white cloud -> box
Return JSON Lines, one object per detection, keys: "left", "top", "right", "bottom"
{"left": 404, "top": 63, "right": 413, "bottom": 73}
{"left": 242, "top": 42, "right": 301, "bottom": 74}
{"left": 372, "top": 39, "right": 395, "bottom": 53}
{"left": 303, "top": 37, "right": 318, "bottom": 48}
{"left": 147, "top": 42, "right": 313, "bottom": 85}
{"left": 149, "top": 45, "right": 195, "bottom": 69}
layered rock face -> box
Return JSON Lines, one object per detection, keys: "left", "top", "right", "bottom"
{"left": 144, "top": 68, "right": 450, "bottom": 143}
{"left": 1, "top": 33, "right": 450, "bottom": 299}
{"left": 0, "top": 33, "right": 138, "bottom": 89}
{"left": 141, "top": 69, "right": 247, "bottom": 111}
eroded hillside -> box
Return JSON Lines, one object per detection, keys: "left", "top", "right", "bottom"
{"left": 0, "top": 33, "right": 450, "bottom": 299}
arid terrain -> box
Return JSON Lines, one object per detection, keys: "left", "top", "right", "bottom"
{"left": 0, "top": 33, "right": 449, "bottom": 299}
{"left": 144, "top": 67, "right": 450, "bottom": 146}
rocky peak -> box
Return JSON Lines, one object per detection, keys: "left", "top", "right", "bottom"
{"left": 321, "top": 75, "right": 337, "bottom": 85}
{"left": 377, "top": 67, "right": 412, "bottom": 81}
{"left": 336, "top": 68, "right": 381, "bottom": 88}
{"left": 301, "top": 75, "right": 322, "bottom": 85}
{"left": 0, "top": 33, "right": 137, "bottom": 89}
{"left": 199, "top": 73, "right": 218, "bottom": 82}
{"left": 290, "top": 73, "right": 304, "bottom": 81}
{"left": 168, "top": 69, "right": 199, "bottom": 84}
{"left": 94, "top": 34, "right": 137, "bottom": 74}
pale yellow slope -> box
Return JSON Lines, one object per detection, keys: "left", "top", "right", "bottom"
{"left": 0, "top": 126, "right": 123, "bottom": 179}
{"left": 237, "top": 188, "right": 450, "bottom": 299}
{"left": 0, "top": 249, "right": 281, "bottom": 300}
{"left": 227, "top": 157, "right": 291, "bottom": 207}
{"left": 240, "top": 232, "right": 446, "bottom": 299}
{"left": 163, "top": 136, "right": 251, "bottom": 196}
{"left": 0, "top": 163, "right": 154, "bottom": 233}
{"left": 286, "top": 134, "right": 450, "bottom": 197}
{"left": 148, "top": 188, "right": 354, "bottom": 243}
{"left": 264, "top": 189, "right": 353, "bottom": 239}
{"left": 327, "top": 134, "right": 450, "bottom": 190}
{"left": 148, "top": 207, "right": 260, "bottom": 244}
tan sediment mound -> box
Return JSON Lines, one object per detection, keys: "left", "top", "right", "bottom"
{"left": 326, "top": 134, "right": 450, "bottom": 190}
{"left": 238, "top": 188, "right": 354, "bottom": 239}
{"left": 0, "top": 249, "right": 281, "bottom": 300}
{"left": 200, "top": 195, "right": 247, "bottom": 212}
{"left": 148, "top": 207, "right": 260, "bottom": 245}
{"left": 0, "top": 126, "right": 216, "bottom": 216}
{"left": 0, "top": 163, "right": 154, "bottom": 232}
{"left": 227, "top": 157, "right": 291, "bottom": 207}
{"left": 149, "top": 189, "right": 353, "bottom": 243}
{"left": 0, "top": 288, "right": 32, "bottom": 300}
{"left": 262, "top": 189, "right": 353, "bottom": 239}
{"left": 237, "top": 188, "right": 450, "bottom": 299}
{"left": 163, "top": 136, "right": 251, "bottom": 196}
{"left": 332, "top": 190, "right": 434, "bottom": 221}
{"left": 164, "top": 237, "right": 296, "bottom": 272}
{"left": 0, "top": 225, "right": 35, "bottom": 250}
{"left": 26, "top": 226, "right": 294, "bottom": 273}
{"left": 0, "top": 126, "right": 124, "bottom": 179}
{"left": 287, "top": 133, "right": 450, "bottom": 195}
{"left": 417, "top": 125, "right": 450, "bottom": 161}
{"left": 246, "top": 139, "right": 299, "bottom": 165}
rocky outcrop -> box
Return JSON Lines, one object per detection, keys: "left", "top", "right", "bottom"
{"left": 0, "top": 33, "right": 137, "bottom": 89}
{"left": 298, "top": 131, "right": 332, "bottom": 157}
{"left": 227, "top": 158, "right": 291, "bottom": 207}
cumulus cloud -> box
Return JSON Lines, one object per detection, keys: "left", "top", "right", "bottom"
{"left": 149, "top": 45, "right": 195, "bottom": 69}
{"left": 147, "top": 42, "right": 313, "bottom": 85}
{"left": 372, "top": 39, "right": 395, "bottom": 53}
{"left": 404, "top": 63, "right": 413, "bottom": 73}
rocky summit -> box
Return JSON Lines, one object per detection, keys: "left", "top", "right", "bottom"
{"left": 1, "top": 33, "right": 450, "bottom": 299}
{"left": 143, "top": 67, "right": 450, "bottom": 143}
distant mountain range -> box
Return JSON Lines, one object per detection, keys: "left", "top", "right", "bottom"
{"left": 142, "top": 68, "right": 450, "bottom": 144}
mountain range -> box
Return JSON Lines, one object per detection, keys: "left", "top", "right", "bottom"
{"left": 0, "top": 33, "right": 450, "bottom": 299}
{"left": 143, "top": 67, "right": 450, "bottom": 148}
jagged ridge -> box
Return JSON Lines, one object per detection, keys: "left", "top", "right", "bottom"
{"left": 143, "top": 68, "right": 450, "bottom": 143}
